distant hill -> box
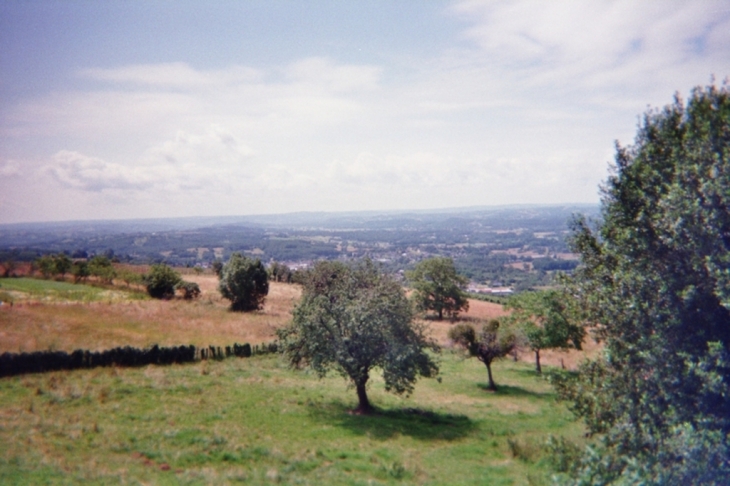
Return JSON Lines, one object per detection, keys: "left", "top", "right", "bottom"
{"left": 0, "top": 204, "right": 599, "bottom": 291}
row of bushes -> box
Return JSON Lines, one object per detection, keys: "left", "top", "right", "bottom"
{"left": 0, "top": 341, "right": 279, "bottom": 378}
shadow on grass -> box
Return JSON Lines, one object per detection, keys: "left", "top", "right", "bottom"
{"left": 475, "top": 383, "right": 552, "bottom": 398}
{"left": 309, "top": 401, "right": 477, "bottom": 441}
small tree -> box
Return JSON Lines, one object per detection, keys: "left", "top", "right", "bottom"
{"left": 406, "top": 257, "right": 469, "bottom": 320}
{"left": 71, "top": 261, "right": 90, "bottom": 283}
{"left": 505, "top": 290, "right": 584, "bottom": 373}
{"left": 1, "top": 259, "right": 17, "bottom": 278}
{"left": 52, "top": 254, "right": 72, "bottom": 280}
{"left": 211, "top": 259, "right": 223, "bottom": 277}
{"left": 176, "top": 280, "right": 201, "bottom": 300}
{"left": 278, "top": 259, "right": 440, "bottom": 414}
{"left": 218, "top": 253, "right": 269, "bottom": 311}
{"left": 449, "top": 320, "right": 516, "bottom": 391}
{"left": 269, "top": 261, "right": 293, "bottom": 283}
{"left": 89, "top": 255, "right": 116, "bottom": 284}
{"left": 36, "top": 255, "right": 56, "bottom": 279}
{"left": 143, "top": 264, "right": 182, "bottom": 299}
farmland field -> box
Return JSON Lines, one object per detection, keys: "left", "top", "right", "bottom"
{"left": 0, "top": 275, "right": 593, "bottom": 484}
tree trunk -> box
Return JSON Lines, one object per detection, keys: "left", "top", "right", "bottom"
{"left": 535, "top": 349, "right": 542, "bottom": 374}
{"left": 438, "top": 308, "right": 443, "bottom": 320}
{"left": 485, "top": 361, "right": 497, "bottom": 391}
{"left": 355, "top": 380, "right": 372, "bottom": 414}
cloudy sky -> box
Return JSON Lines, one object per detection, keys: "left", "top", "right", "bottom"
{"left": 1, "top": 1, "right": 728, "bottom": 224}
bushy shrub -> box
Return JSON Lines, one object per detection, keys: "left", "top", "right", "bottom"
{"left": 144, "top": 264, "right": 182, "bottom": 299}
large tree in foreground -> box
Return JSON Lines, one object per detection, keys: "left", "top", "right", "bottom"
{"left": 278, "top": 259, "right": 439, "bottom": 414}
{"left": 557, "top": 84, "right": 730, "bottom": 484}
{"left": 406, "top": 257, "right": 469, "bottom": 320}
{"left": 218, "top": 253, "right": 269, "bottom": 311}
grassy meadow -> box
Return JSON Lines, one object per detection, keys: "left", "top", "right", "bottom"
{"left": 0, "top": 274, "right": 591, "bottom": 484}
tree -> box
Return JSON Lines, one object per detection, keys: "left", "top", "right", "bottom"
{"left": 269, "top": 261, "right": 293, "bottom": 283}
{"left": 176, "top": 280, "right": 201, "bottom": 300}
{"left": 277, "top": 259, "right": 440, "bottom": 414}
{"left": 1, "top": 259, "right": 17, "bottom": 278}
{"left": 88, "top": 255, "right": 116, "bottom": 284}
{"left": 449, "top": 319, "right": 516, "bottom": 391}
{"left": 406, "top": 257, "right": 469, "bottom": 320}
{"left": 143, "top": 264, "right": 182, "bottom": 299}
{"left": 36, "top": 255, "right": 56, "bottom": 279}
{"left": 54, "top": 253, "right": 72, "bottom": 279}
{"left": 557, "top": 83, "right": 730, "bottom": 484}
{"left": 505, "top": 290, "right": 584, "bottom": 373}
{"left": 211, "top": 259, "right": 223, "bottom": 277}
{"left": 218, "top": 253, "right": 269, "bottom": 311}
{"left": 70, "top": 261, "right": 90, "bottom": 283}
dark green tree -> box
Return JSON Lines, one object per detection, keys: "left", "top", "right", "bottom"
{"left": 406, "top": 257, "right": 469, "bottom": 320}
{"left": 71, "top": 261, "right": 90, "bottom": 283}
{"left": 53, "top": 253, "right": 72, "bottom": 279}
{"left": 278, "top": 260, "right": 440, "bottom": 414}
{"left": 143, "top": 264, "right": 182, "bottom": 299}
{"left": 505, "top": 290, "right": 584, "bottom": 373}
{"left": 557, "top": 83, "right": 730, "bottom": 484}
{"left": 36, "top": 255, "right": 56, "bottom": 279}
{"left": 449, "top": 319, "right": 516, "bottom": 391}
{"left": 218, "top": 253, "right": 269, "bottom": 311}
{"left": 176, "top": 280, "right": 201, "bottom": 300}
{"left": 211, "top": 259, "right": 223, "bottom": 277}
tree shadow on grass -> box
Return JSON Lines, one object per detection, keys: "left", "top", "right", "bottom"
{"left": 308, "top": 401, "right": 477, "bottom": 441}
{"left": 475, "top": 383, "right": 552, "bottom": 398}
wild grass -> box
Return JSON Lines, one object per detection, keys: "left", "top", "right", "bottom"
{"left": 0, "top": 278, "right": 143, "bottom": 304}
{"left": 0, "top": 277, "right": 300, "bottom": 353}
{"left": 0, "top": 353, "right": 586, "bottom": 485}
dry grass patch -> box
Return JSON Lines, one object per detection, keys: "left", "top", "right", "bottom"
{"left": 0, "top": 281, "right": 300, "bottom": 353}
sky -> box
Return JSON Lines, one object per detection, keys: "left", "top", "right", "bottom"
{"left": 1, "top": 1, "right": 729, "bottom": 224}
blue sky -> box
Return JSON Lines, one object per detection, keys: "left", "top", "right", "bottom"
{"left": 1, "top": 1, "right": 729, "bottom": 224}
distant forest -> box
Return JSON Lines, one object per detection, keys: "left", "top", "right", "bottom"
{"left": 0, "top": 204, "right": 599, "bottom": 291}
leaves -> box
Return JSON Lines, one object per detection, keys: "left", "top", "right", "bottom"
{"left": 560, "top": 83, "right": 730, "bottom": 483}
{"left": 278, "top": 259, "right": 439, "bottom": 410}
{"left": 406, "top": 257, "right": 469, "bottom": 320}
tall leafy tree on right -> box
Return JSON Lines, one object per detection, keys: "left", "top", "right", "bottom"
{"left": 557, "top": 83, "right": 730, "bottom": 484}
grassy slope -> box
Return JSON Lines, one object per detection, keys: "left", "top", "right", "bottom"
{"left": 0, "top": 354, "right": 584, "bottom": 485}
{"left": 0, "top": 274, "right": 591, "bottom": 484}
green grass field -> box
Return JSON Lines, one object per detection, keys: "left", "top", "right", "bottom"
{"left": 0, "top": 352, "right": 585, "bottom": 485}
{"left": 0, "top": 278, "right": 145, "bottom": 304}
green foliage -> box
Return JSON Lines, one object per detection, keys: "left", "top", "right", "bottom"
{"left": 406, "top": 257, "right": 469, "bottom": 320}
{"left": 117, "top": 269, "right": 143, "bottom": 288}
{"left": 70, "top": 260, "right": 90, "bottom": 283}
{"left": 211, "top": 259, "right": 223, "bottom": 277}
{"left": 54, "top": 254, "right": 72, "bottom": 278}
{"left": 560, "top": 83, "right": 730, "bottom": 484}
{"left": 143, "top": 264, "right": 182, "bottom": 299}
{"left": 505, "top": 290, "right": 585, "bottom": 373}
{"left": 88, "top": 256, "right": 116, "bottom": 284}
{"left": 277, "top": 259, "right": 440, "bottom": 413}
{"left": 217, "top": 253, "right": 269, "bottom": 311}
{"left": 448, "top": 320, "right": 515, "bottom": 391}
{"left": 175, "top": 280, "right": 201, "bottom": 300}
{"left": 268, "top": 261, "right": 293, "bottom": 283}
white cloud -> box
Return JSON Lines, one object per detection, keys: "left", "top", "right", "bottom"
{"left": 1, "top": 3, "right": 728, "bottom": 223}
